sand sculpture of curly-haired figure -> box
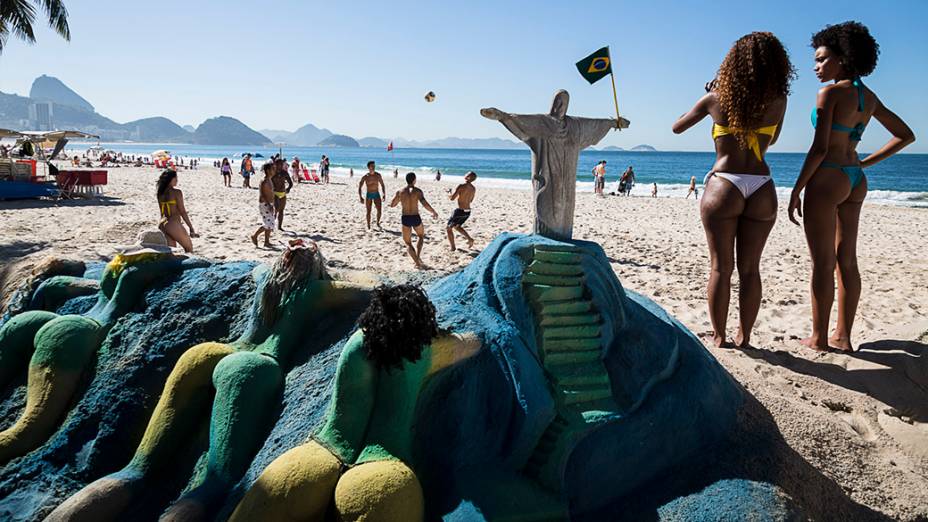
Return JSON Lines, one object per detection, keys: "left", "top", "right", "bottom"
{"left": 229, "top": 284, "right": 481, "bottom": 522}
{"left": 48, "top": 241, "right": 373, "bottom": 522}
{"left": 359, "top": 284, "right": 438, "bottom": 372}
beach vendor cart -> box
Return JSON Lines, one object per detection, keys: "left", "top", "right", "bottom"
{"left": 0, "top": 129, "right": 101, "bottom": 200}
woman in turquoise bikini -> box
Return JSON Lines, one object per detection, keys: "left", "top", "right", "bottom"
{"left": 789, "top": 21, "right": 914, "bottom": 351}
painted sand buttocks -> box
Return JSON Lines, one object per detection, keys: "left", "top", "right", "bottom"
{"left": 0, "top": 248, "right": 208, "bottom": 465}
{"left": 45, "top": 241, "right": 374, "bottom": 521}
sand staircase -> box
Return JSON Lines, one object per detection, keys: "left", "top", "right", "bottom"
{"left": 521, "top": 244, "right": 618, "bottom": 487}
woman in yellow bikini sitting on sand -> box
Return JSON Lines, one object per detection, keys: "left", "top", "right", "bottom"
{"left": 157, "top": 169, "right": 198, "bottom": 252}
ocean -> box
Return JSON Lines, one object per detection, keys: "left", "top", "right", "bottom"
{"left": 88, "top": 143, "right": 928, "bottom": 208}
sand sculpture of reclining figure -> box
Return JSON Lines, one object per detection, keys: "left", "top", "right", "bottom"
{"left": 0, "top": 251, "right": 207, "bottom": 464}
{"left": 48, "top": 241, "right": 373, "bottom": 522}
{"left": 229, "top": 285, "right": 481, "bottom": 522}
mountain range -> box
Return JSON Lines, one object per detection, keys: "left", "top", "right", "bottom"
{"left": 599, "top": 144, "right": 658, "bottom": 152}
{"left": 0, "top": 76, "right": 271, "bottom": 145}
{"left": 0, "top": 75, "right": 656, "bottom": 150}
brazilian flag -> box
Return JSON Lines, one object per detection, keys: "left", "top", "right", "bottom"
{"left": 576, "top": 46, "right": 612, "bottom": 84}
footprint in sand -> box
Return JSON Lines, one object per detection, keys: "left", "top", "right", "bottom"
{"left": 838, "top": 412, "right": 879, "bottom": 442}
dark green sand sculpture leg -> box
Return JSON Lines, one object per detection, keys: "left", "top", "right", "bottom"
{"left": 45, "top": 342, "right": 234, "bottom": 522}
{"left": 0, "top": 310, "right": 59, "bottom": 389}
{"left": 160, "top": 351, "right": 283, "bottom": 521}
{"left": 0, "top": 315, "right": 100, "bottom": 463}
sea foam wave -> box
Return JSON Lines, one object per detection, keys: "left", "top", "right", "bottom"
{"left": 67, "top": 149, "right": 928, "bottom": 208}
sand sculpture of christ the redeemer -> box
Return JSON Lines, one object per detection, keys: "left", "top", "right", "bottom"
{"left": 481, "top": 89, "right": 630, "bottom": 240}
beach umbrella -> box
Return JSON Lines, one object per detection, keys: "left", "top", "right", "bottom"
{"left": 151, "top": 149, "right": 171, "bottom": 159}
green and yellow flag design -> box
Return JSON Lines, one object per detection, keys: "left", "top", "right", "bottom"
{"left": 576, "top": 46, "right": 612, "bottom": 84}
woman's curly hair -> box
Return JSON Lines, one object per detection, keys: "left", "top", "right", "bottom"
{"left": 715, "top": 32, "right": 796, "bottom": 151}
{"left": 359, "top": 284, "right": 438, "bottom": 373}
{"left": 811, "top": 21, "right": 879, "bottom": 78}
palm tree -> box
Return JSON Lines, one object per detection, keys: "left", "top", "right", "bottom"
{"left": 0, "top": 0, "right": 70, "bottom": 54}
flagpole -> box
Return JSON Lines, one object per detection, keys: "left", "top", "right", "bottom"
{"left": 607, "top": 48, "right": 621, "bottom": 123}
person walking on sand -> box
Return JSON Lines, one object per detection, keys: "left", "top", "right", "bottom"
{"left": 291, "top": 157, "right": 302, "bottom": 184}
{"left": 390, "top": 172, "right": 439, "bottom": 269}
{"left": 272, "top": 159, "right": 294, "bottom": 230}
{"left": 241, "top": 154, "right": 255, "bottom": 188}
{"left": 394, "top": 168, "right": 399, "bottom": 179}
{"left": 446, "top": 171, "right": 477, "bottom": 251}
{"left": 251, "top": 163, "right": 277, "bottom": 248}
{"left": 220, "top": 157, "right": 233, "bottom": 187}
{"left": 157, "top": 169, "right": 198, "bottom": 252}
{"left": 358, "top": 161, "right": 387, "bottom": 230}
{"left": 435, "top": 169, "right": 442, "bottom": 182}
{"left": 789, "top": 22, "right": 914, "bottom": 352}
{"left": 673, "top": 31, "right": 794, "bottom": 349}
{"left": 651, "top": 182, "right": 658, "bottom": 198}
{"left": 686, "top": 176, "right": 699, "bottom": 199}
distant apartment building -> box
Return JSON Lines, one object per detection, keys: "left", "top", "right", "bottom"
{"left": 28, "top": 101, "right": 54, "bottom": 131}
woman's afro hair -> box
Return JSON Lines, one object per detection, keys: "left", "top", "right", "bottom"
{"left": 359, "top": 284, "right": 438, "bottom": 372}
{"left": 812, "top": 21, "right": 879, "bottom": 77}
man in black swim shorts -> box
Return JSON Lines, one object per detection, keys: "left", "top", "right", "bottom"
{"left": 390, "top": 172, "right": 439, "bottom": 269}
{"left": 446, "top": 171, "right": 477, "bottom": 251}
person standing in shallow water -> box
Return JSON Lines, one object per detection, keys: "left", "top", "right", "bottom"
{"left": 157, "top": 169, "right": 198, "bottom": 252}
{"left": 592, "top": 161, "right": 606, "bottom": 196}
{"left": 788, "top": 21, "right": 914, "bottom": 352}
{"left": 672, "top": 32, "right": 794, "bottom": 349}
{"left": 390, "top": 172, "right": 439, "bottom": 269}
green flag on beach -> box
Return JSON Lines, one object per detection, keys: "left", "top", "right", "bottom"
{"left": 576, "top": 46, "right": 612, "bottom": 84}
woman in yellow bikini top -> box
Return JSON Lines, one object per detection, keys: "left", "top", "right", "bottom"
{"left": 711, "top": 122, "right": 778, "bottom": 163}
{"left": 156, "top": 169, "right": 198, "bottom": 252}
{"left": 671, "top": 31, "right": 794, "bottom": 350}
{"left": 159, "top": 199, "right": 176, "bottom": 218}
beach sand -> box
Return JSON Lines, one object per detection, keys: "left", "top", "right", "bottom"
{"left": 1, "top": 165, "right": 926, "bottom": 519}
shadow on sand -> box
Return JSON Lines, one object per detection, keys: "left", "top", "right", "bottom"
{"left": 741, "top": 340, "right": 928, "bottom": 423}
{"left": 587, "top": 394, "right": 892, "bottom": 521}
{"left": 0, "top": 196, "right": 125, "bottom": 210}
{"left": 0, "top": 240, "right": 50, "bottom": 261}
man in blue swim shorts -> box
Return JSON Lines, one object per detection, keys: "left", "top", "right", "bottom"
{"left": 358, "top": 160, "right": 387, "bottom": 230}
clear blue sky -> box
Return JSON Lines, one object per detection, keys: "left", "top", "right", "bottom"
{"left": 0, "top": 0, "right": 925, "bottom": 152}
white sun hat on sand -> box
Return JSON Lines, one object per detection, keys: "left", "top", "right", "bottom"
{"left": 116, "top": 229, "right": 176, "bottom": 256}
